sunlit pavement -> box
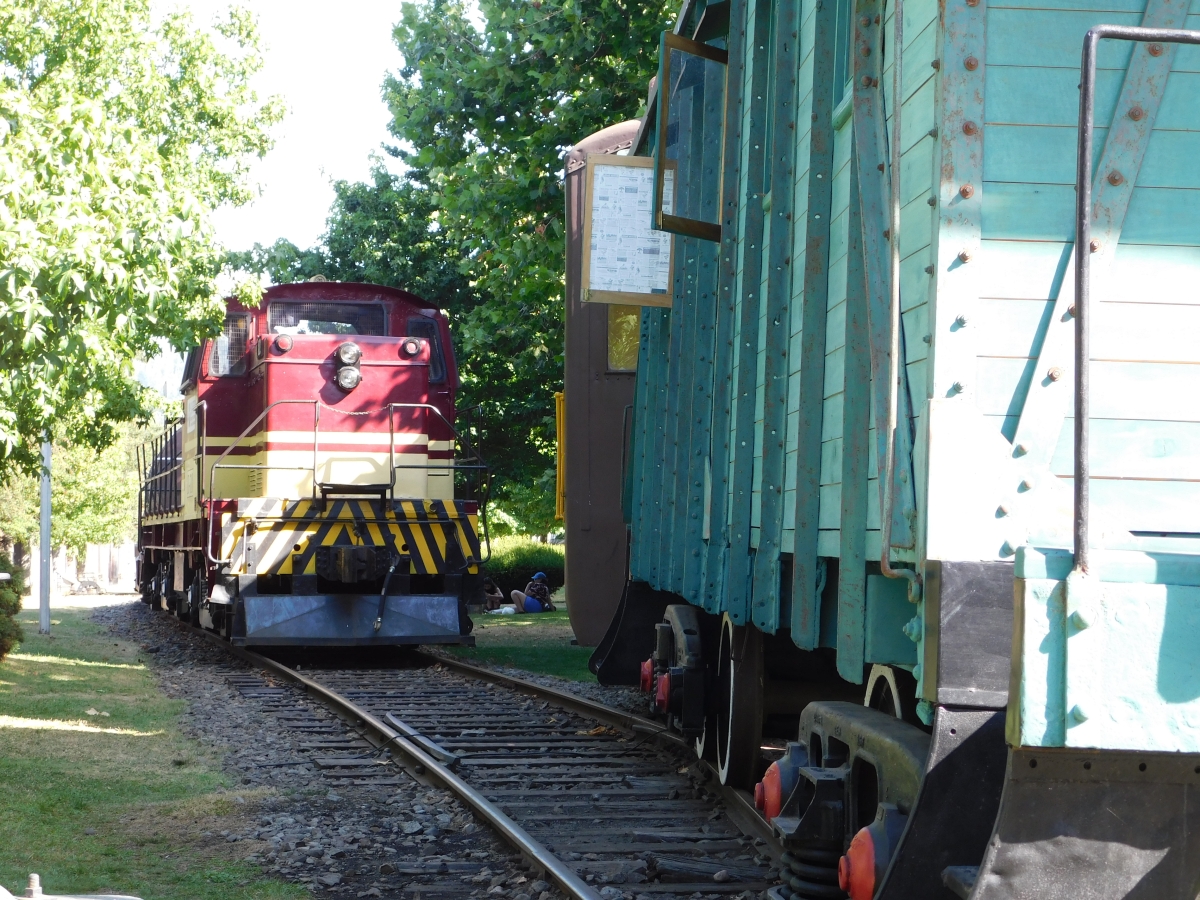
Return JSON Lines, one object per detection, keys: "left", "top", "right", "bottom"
{"left": 21, "top": 592, "right": 139, "bottom": 611}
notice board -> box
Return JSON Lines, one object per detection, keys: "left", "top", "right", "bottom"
{"left": 580, "top": 154, "right": 675, "bottom": 307}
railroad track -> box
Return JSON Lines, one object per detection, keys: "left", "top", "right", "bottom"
{"left": 185, "top": 625, "right": 781, "bottom": 900}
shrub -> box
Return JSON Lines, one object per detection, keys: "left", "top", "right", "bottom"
{"left": 483, "top": 535, "right": 565, "bottom": 598}
{"left": 0, "top": 550, "right": 25, "bottom": 660}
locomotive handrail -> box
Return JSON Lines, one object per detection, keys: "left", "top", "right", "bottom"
{"left": 205, "top": 399, "right": 321, "bottom": 565}
{"left": 138, "top": 418, "right": 185, "bottom": 519}
{"left": 386, "top": 402, "right": 492, "bottom": 564}
{"left": 1074, "top": 25, "right": 1200, "bottom": 574}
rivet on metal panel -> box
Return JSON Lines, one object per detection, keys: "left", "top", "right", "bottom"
{"left": 997, "top": 504, "right": 1010, "bottom": 517}
{"left": 922, "top": 333, "right": 932, "bottom": 343}
{"left": 883, "top": 229, "right": 890, "bottom": 240}
{"left": 931, "top": 59, "right": 941, "bottom": 70}
{"left": 1069, "top": 609, "right": 1092, "bottom": 630}
{"left": 861, "top": 75, "right": 873, "bottom": 87}
{"left": 1047, "top": 366, "right": 1065, "bottom": 382}
{"left": 952, "top": 381, "right": 967, "bottom": 394}
{"left": 861, "top": 46, "right": 871, "bottom": 56}
{"left": 1067, "top": 304, "right": 1077, "bottom": 318}
{"left": 957, "top": 249, "right": 972, "bottom": 262}
{"left": 924, "top": 264, "right": 935, "bottom": 274}
{"left": 962, "top": 121, "right": 979, "bottom": 135}
{"left": 861, "top": 15, "right": 871, "bottom": 25}
{"left": 1020, "top": 478, "right": 1036, "bottom": 492}
{"left": 873, "top": 14, "right": 879, "bottom": 23}
{"left": 964, "top": 56, "right": 979, "bottom": 71}
{"left": 1129, "top": 105, "right": 1145, "bottom": 121}
{"left": 927, "top": 197, "right": 937, "bottom": 207}
{"left": 928, "top": 126, "right": 939, "bottom": 138}
{"left": 1070, "top": 705, "right": 1089, "bottom": 723}
{"left": 1107, "top": 170, "right": 1124, "bottom": 186}
{"left": 1148, "top": 42, "right": 1165, "bottom": 56}
{"left": 877, "top": 162, "right": 885, "bottom": 171}
{"left": 1014, "top": 443, "right": 1029, "bottom": 457}
{"left": 1000, "top": 540, "right": 1017, "bottom": 557}
{"left": 955, "top": 314, "right": 969, "bottom": 327}
{"left": 959, "top": 184, "right": 974, "bottom": 198}
{"left": 1089, "top": 239, "right": 1101, "bottom": 252}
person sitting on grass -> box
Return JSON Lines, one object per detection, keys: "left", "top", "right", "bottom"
{"left": 510, "top": 572, "right": 555, "bottom": 613}
{"left": 483, "top": 578, "right": 505, "bottom": 611}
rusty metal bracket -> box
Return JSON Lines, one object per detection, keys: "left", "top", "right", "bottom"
{"left": 851, "top": 0, "right": 918, "bottom": 580}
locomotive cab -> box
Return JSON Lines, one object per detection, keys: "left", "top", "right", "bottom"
{"left": 137, "top": 282, "right": 486, "bottom": 647}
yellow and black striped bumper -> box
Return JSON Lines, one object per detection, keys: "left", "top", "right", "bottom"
{"left": 220, "top": 498, "right": 482, "bottom": 577}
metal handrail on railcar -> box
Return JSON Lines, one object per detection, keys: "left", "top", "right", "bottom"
{"left": 137, "top": 419, "right": 184, "bottom": 519}
{"left": 1072, "top": 25, "right": 1200, "bottom": 574}
{"left": 204, "top": 400, "right": 491, "bottom": 566}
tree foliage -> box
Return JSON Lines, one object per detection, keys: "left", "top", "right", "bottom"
{"left": 0, "top": 1, "right": 283, "bottom": 473}
{"left": 0, "top": 550, "right": 24, "bottom": 661}
{"left": 0, "top": 426, "right": 141, "bottom": 560}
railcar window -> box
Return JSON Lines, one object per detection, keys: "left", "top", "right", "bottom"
{"left": 180, "top": 347, "right": 201, "bottom": 389}
{"left": 607, "top": 305, "right": 641, "bottom": 371}
{"left": 406, "top": 317, "right": 446, "bottom": 383}
{"left": 268, "top": 302, "right": 387, "bottom": 336}
{"left": 208, "top": 313, "right": 249, "bottom": 378}
{"left": 653, "top": 32, "right": 728, "bottom": 242}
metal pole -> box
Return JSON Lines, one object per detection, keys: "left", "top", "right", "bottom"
{"left": 38, "top": 439, "right": 51, "bottom": 634}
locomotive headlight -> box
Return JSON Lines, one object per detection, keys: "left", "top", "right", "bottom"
{"left": 335, "top": 341, "right": 362, "bottom": 366}
{"left": 401, "top": 338, "right": 421, "bottom": 357}
{"left": 335, "top": 365, "right": 362, "bottom": 392}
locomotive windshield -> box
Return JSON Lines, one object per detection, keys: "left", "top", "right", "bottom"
{"left": 269, "top": 302, "right": 387, "bottom": 336}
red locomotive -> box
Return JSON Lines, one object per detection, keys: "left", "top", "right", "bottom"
{"left": 137, "top": 281, "right": 486, "bottom": 646}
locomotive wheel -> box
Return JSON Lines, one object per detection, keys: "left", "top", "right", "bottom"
{"left": 715, "top": 614, "right": 764, "bottom": 789}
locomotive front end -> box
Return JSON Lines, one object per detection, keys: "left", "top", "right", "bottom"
{"left": 138, "top": 282, "right": 486, "bottom": 647}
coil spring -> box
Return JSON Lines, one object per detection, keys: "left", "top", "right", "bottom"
{"left": 778, "top": 844, "right": 845, "bottom": 900}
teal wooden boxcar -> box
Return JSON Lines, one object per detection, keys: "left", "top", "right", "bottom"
{"left": 584, "top": 0, "right": 1200, "bottom": 892}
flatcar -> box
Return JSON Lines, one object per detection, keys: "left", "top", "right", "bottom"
{"left": 573, "top": 0, "right": 1200, "bottom": 895}
{"left": 137, "top": 281, "right": 487, "bottom": 647}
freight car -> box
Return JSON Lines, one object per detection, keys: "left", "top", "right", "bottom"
{"left": 576, "top": 0, "right": 1200, "bottom": 894}
{"left": 137, "top": 281, "right": 487, "bottom": 646}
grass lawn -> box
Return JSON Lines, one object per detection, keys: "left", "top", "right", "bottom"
{"left": 448, "top": 603, "right": 595, "bottom": 681}
{"left": 0, "top": 605, "right": 304, "bottom": 900}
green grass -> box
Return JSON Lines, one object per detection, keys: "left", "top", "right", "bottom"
{"left": 449, "top": 605, "right": 595, "bottom": 681}
{"left": 0, "top": 607, "right": 305, "bottom": 900}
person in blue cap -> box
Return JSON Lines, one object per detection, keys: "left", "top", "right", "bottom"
{"left": 510, "top": 571, "right": 555, "bottom": 613}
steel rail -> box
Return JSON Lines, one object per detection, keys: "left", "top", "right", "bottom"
{"left": 187, "top": 627, "right": 601, "bottom": 900}
{"left": 417, "top": 651, "right": 780, "bottom": 853}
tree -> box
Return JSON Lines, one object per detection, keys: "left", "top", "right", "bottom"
{"left": 0, "top": 426, "right": 141, "bottom": 564}
{"left": 0, "top": 551, "right": 25, "bottom": 660}
{"left": 385, "top": 0, "right": 670, "bottom": 507}
{"left": 0, "top": 1, "right": 283, "bottom": 474}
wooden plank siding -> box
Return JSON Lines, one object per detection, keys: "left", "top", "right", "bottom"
{"left": 621, "top": 0, "right": 1200, "bottom": 685}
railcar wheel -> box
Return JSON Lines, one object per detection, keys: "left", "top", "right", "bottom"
{"left": 715, "top": 614, "right": 764, "bottom": 789}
